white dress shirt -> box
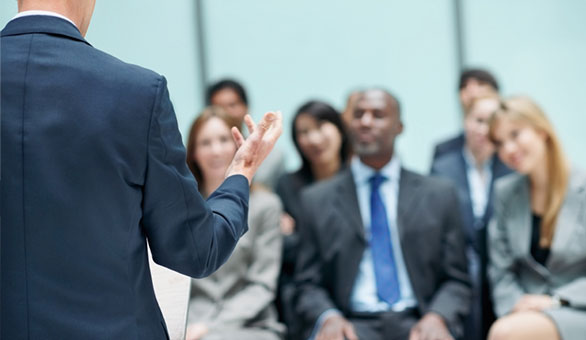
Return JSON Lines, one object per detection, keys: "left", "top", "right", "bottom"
{"left": 349, "top": 156, "right": 417, "bottom": 312}
{"left": 309, "top": 156, "right": 419, "bottom": 339}
{"left": 462, "top": 147, "right": 493, "bottom": 220}
{"left": 12, "top": 10, "right": 77, "bottom": 28}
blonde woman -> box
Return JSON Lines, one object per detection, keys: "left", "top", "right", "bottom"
{"left": 487, "top": 96, "right": 586, "bottom": 340}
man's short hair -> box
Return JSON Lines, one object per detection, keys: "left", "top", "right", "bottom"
{"left": 206, "top": 79, "right": 248, "bottom": 106}
{"left": 458, "top": 69, "right": 499, "bottom": 92}
{"left": 358, "top": 88, "right": 402, "bottom": 117}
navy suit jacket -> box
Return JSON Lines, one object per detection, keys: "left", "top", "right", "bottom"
{"left": 1, "top": 16, "right": 249, "bottom": 340}
{"left": 431, "top": 133, "right": 465, "bottom": 165}
{"left": 430, "top": 133, "right": 511, "bottom": 256}
{"left": 430, "top": 133, "right": 511, "bottom": 339}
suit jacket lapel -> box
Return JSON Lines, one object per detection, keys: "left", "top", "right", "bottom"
{"left": 455, "top": 152, "right": 477, "bottom": 239}
{"left": 510, "top": 177, "right": 555, "bottom": 277}
{"left": 510, "top": 177, "right": 532, "bottom": 257}
{"left": 397, "top": 169, "right": 423, "bottom": 241}
{"left": 485, "top": 156, "right": 512, "bottom": 223}
{"left": 333, "top": 168, "right": 366, "bottom": 244}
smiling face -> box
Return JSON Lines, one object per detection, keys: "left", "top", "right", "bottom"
{"left": 350, "top": 90, "right": 403, "bottom": 166}
{"left": 491, "top": 116, "right": 548, "bottom": 174}
{"left": 294, "top": 113, "right": 343, "bottom": 168}
{"left": 193, "top": 117, "right": 237, "bottom": 182}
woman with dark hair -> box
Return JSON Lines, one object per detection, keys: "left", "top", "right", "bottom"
{"left": 185, "top": 107, "right": 285, "bottom": 340}
{"left": 275, "top": 100, "right": 352, "bottom": 339}
{"left": 487, "top": 96, "right": 586, "bottom": 340}
{"left": 277, "top": 100, "right": 351, "bottom": 224}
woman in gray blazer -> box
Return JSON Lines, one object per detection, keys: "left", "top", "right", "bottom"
{"left": 487, "top": 96, "right": 586, "bottom": 340}
{"left": 184, "top": 107, "right": 285, "bottom": 340}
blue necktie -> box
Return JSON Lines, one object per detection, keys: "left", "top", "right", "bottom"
{"left": 369, "top": 173, "right": 401, "bottom": 305}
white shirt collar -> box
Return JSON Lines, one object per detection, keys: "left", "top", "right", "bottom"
{"left": 351, "top": 155, "right": 401, "bottom": 185}
{"left": 462, "top": 144, "right": 493, "bottom": 172}
{"left": 13, "top": 10, "right": 77, "bottom": 28}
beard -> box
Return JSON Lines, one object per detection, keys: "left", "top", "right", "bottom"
{"left": 353, "top": 141, "right": 381, "bottom": 156}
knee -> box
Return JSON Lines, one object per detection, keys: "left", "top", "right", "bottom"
{"left": 487, "top": 316, "right": 515, "bottom": 340}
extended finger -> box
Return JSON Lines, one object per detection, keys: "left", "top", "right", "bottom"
{"left": 264, "top": 110, "right": 283, "bottom": 140}
{"left": 244, "top": 114, "right": 256, "bottom": 135}
{"left": 231, "top": 126, "right": 245, "bottom": 148}
{"left": 256, "top": 111, "right": 277, "bottom": 135}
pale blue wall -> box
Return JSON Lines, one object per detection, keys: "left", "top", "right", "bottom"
{"left": 1, "top": 0, "right": 203, "bottom": 139}
{"left": 464, "top": 0, "right": 586, "bottom": 169}
{"left": 2, "top": 1, "right": 585, "bottom": 172}
{"left": 203, "top": 0, "right": 460, "bottom": 172}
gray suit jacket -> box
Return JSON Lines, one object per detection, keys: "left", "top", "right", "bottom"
{"left": 294, "top": 167, "right": 471, "bottom": 338}
{"left": 489, "top": 168, "right": 586, "bottom": 317}
{"left": 188, "top": 190, "right": 284, "bottom": 336}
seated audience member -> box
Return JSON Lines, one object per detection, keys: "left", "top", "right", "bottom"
{"left": 275, "top": 100, "right": 352, "bottom": 339}
{"left": 431, "top": 95, "right": 512, "bottom": 339}
{"left": 185, "top": 107, "right": 285, "bottom": 340}
{"left": 432, "top": 68, "right": 500, "bottom": 162}
{"left": 207, "top": 79, "right": 285, "bottom": 189}
{"left": 294, "top": 89, "right": 471, "bottom": 340}
{"left": 487, "top": 96, "right": 586, "bottom": 340}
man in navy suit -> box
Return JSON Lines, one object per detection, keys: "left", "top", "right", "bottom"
{"left": 431, "top": 69, "right": 500, "bottom": 162}
{"left": 1, "top": 1, "right": 282, "bottom": 339}
{"left": 430, "top": 70, "right": 511, "bottom": 339}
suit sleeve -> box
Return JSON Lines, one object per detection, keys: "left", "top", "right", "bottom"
{"left": 426, "top": 183, "right": 471, "bottom": 337}
{"left": 141, "top": 76, "right": 249, "bottom": 278}
{"left": 294, "top": 190, "right": 339, "bottom": 334}
{"left": 488, "top": 185, "right": 525, "bottom": 316}
{"left": 553, "top": 278, "right": 586, "bottom": 309}
{"left": 209, "top": 193, "right": 283, "bottom": 329}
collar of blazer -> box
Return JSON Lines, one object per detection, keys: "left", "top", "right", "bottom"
{"left": 1, "top": 15, "right": 91, "bottom": 47}
{"left": 332, "top": 167, "right": 424, "bottom": 244}
{"left": 508, "top": 167, "right": 586, "bottom": 272}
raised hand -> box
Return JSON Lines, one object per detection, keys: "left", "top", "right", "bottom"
{"left": 225, "top": 111, "right": 283, "bottom": 183}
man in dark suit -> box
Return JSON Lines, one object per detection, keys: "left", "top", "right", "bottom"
{"left": 431, "top": 95, "right": 512, "bottom": 339}
{"left": 431, "top": 68, "right": 499, "bottom": 162}
{"left": 1, "top": 1, "right": 281, "bottom": 339}
{"left": 294, "top": 89, "right": 470, "bottom": 340}
{"left": 207, "top": 78, "right": 285, "bottom": 190}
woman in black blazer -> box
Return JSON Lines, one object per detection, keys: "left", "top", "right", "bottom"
{"left": 275, "top": 100, "right": 352, "bottom": 339}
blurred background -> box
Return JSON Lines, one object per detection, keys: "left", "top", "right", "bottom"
{"left": 2, "top": 0, "right": 585, "bottom": 173}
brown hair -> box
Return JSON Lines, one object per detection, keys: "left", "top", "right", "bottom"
{"left": 488, "top": 96, "right": 569, "bottom": 247}
{"left": 186, "top": 106, "right": 241, "bottom": 186}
